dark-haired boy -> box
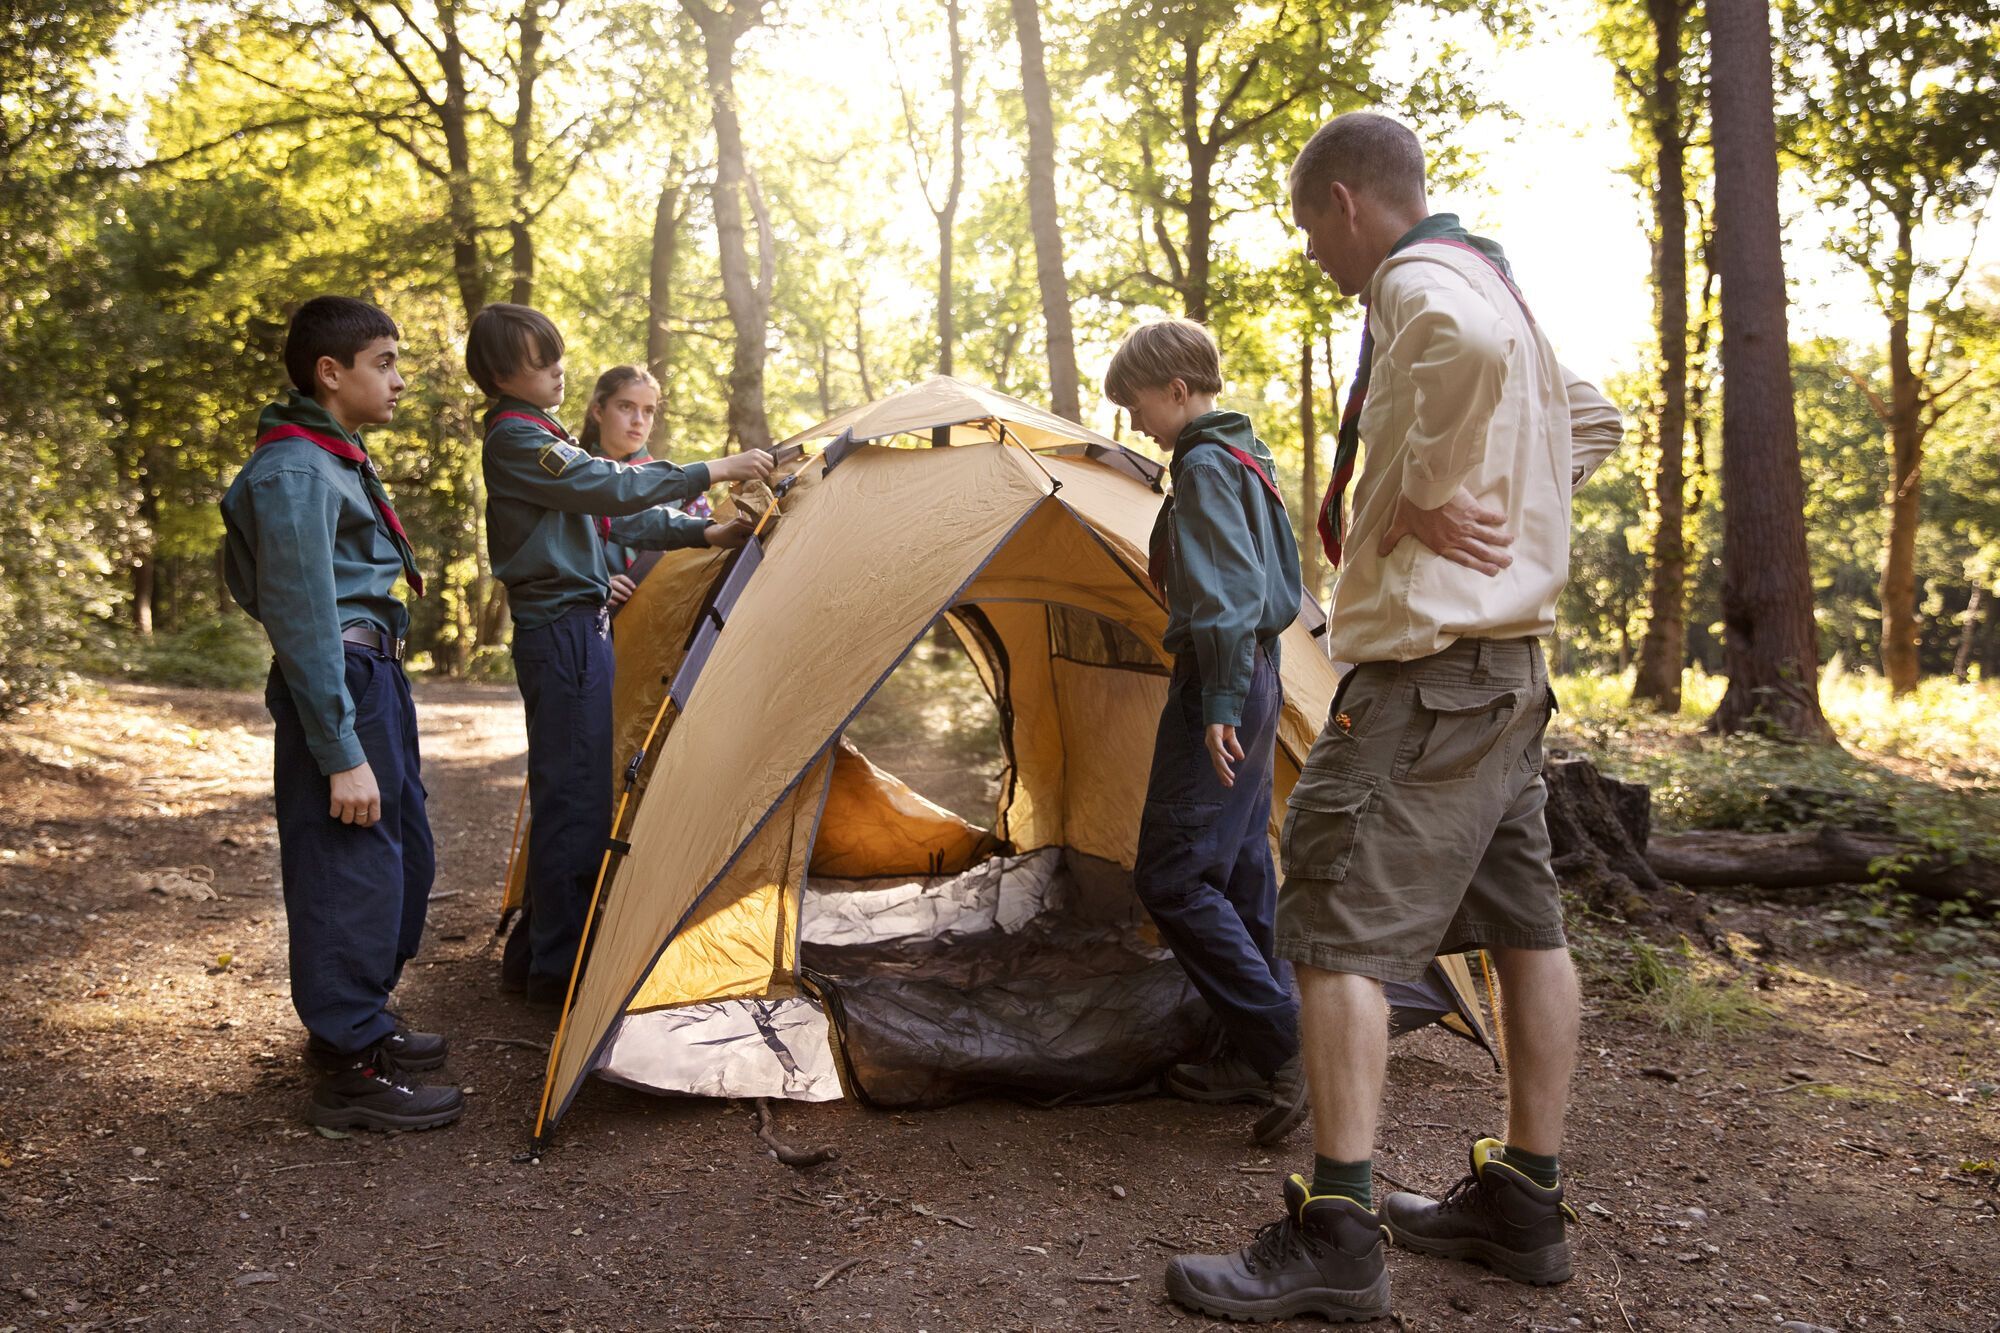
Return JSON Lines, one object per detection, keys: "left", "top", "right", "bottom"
{"left": 468, "top": 303, "right": 774, "bottom": 1005}
{"left": 1106, "top": 318, "right": 1307, "bottom": 1149}
{"left": 220, "top": 295, "right": 462, "bottom": 1132}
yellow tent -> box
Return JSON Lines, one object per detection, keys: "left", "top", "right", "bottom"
{"left": 525, "top": 378, "right": 1490, "bottom": 1140}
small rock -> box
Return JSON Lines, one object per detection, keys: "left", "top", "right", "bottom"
{"left": 1109, "top": 1184, "right": 1127, "bottom": 1200}
{"left": 1686, "top": 1206, "right": 1709, "bottom": 1224}
{"left": 233, "top": 1272, "right": 278, "bottom": 1287}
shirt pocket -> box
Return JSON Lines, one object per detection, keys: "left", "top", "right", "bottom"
{"left": 1280, "top": 773, "right": 1376, "bottom": 882}
{"left": 1394, "top": 681, "right": 1520, "bottom": 785}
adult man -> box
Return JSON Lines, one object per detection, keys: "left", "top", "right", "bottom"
{"left": 1165, "top": 112, "right": 1624, "bottom": 1323}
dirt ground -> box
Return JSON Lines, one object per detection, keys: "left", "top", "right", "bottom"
{"left": 1, "top": 681, "right": 1996, "bottom": 1332}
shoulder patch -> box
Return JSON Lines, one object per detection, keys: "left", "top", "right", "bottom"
{"left": 537, "top": 441, "right": 584, "bottom": 477}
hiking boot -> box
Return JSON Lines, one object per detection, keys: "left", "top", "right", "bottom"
{"left": 1166, "top": 1049, "right": 1275, "bottom": 1105}
{"left": 1165, "top": 1174, "right": 1391, "bottom": 1323}
{"left": 306, "top": 1017, "right": 448, "bottom": 1073}
{"left": 1251, "top": 1055, "right": 1309, "bottom": 1146}
{"left": 524, "top": 974, "right": 569, "bottom": 1012}
{"left": 1380, "top": 1138, "right": 1575, "bottom": 1285}
{"left": 306, "top": 1045, "right": 465, "bottom": 1133}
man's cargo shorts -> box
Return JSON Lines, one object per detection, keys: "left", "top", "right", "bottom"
{"left": 1275, "top": 636, "right": 1566, "bottom": 983}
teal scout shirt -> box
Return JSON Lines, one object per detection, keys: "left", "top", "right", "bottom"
{"left": 1152, "top": 410, "right": 1304, "bottom": 727}
{"left": 220, "top": 392, "right": 413, "bottom": 775}
{"left": 482, "top": 399, "right": 712, "bottom": 629}
{"left": 599, "top": 449, "right": 712, "bottom": 571}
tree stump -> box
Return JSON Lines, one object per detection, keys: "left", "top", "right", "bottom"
{"left": 1543, "top": 753, "right": 1718, "bottom": 942}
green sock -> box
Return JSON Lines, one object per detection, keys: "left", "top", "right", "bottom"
{"left": 1501, "top": 1144, "right": 1561, "bottom": 1189}
{"left": 1310, "top": 1156, "right": 1373, "bottom": 1208}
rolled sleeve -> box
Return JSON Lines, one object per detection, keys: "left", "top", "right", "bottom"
{"left": 485, "top": 419, "right": 711, "bottom": 516}
{"left": 252, "top": 472, "right": 366, "bottom": 775}
{"left": 1563, "top": 366, "right": 1625, "bottom": 490}
{"left": 1173, "top": 462, "right": 1263, "bottom": 728}
{"left": 1385, "top": 266, "right": 1513, "bottom": 511}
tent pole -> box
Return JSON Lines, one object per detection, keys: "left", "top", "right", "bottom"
{"left": 531, "top": 688, "right": 681, "bottom": 1144}
{"left": 534, "top": 478, "right": 794, "bottom": 1144}
{"left": 496, "top": 778, "right": 529, "bottom": 935}
{"left": 1478, "top": 949, "right": 1508, "bottom": 1069}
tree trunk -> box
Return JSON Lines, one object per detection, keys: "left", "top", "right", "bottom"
{"left": 936, "top": 0, "right": 965, "bottom": 377}
{"left": 1008, "top": 0, "right": 1081, "bottom": 422}
{"left": 1631, "top": 0, "right": 1690, "bottom": 712}
{"left": 1702, "top": 0, "right": 1835, "bottom": 743}
{"left": 507, "top": 0, "right": 543, "bottom": 307}
{"left": 1542, "top": 756, "right": 1716, "bottom": 941}
{"left": 1955, "top": 583, "right": 1987, "bottom": 682}
{"left": 648, "top": 164, "right": 683, "bottom": 441}
{"left": 1176, "top": 36, "right": 1215, "bottom": 323}
{"left": 438, "top": 0, "right": 487, "bottom": 321}
{"left": 1880, "top": 208, "right": 1924, "bottom": 694}
{"left": 853, "top": 284, "right": 874, "bottom": 400}
{"left": 686, "top": 0, "right": 771, "bottom": 452}
{"left": 1298, "top": 328, "right": 1319, "bottom": 597}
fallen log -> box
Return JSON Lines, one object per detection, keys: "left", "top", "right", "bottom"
{"left": 1647, "top": 828, "right": 1996, "bottom": 904}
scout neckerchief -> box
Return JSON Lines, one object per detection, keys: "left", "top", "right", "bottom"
{"left": 1316, "top": 214, "right": 1533, "bottom": 568}
{"left": 1146, "top": 419, "right": 1287, "bottom": 594}
{"left": 488, "top": 406, "right": 613, "bottom": 541}
{"left": 254, "top": 422, "right": 425, "bottom": 597}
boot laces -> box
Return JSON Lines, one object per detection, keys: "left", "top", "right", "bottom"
{"left": 1436, "top": 1172, "right": 1490, "bottom": 1216}
{"left": 1244, "top": 1215, "right": 1326, "bottom": 1274}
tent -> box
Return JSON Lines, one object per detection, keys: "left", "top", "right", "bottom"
{"left": 520, "top": 378, "right": 1493, "bottom": 1142}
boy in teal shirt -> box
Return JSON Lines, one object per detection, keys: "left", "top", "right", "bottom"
{"left": 1107, "top": 318, "right": 1306, "bottom": 1147}
{"left": 220, "top": 295, "right": 461, "bottom": 1132}
{"left": 467, "top": 304, "right": 772, "bottom": 1004}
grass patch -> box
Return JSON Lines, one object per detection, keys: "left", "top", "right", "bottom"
{"left": 1551, "top": 666, "right": 2000, "bottom": 871}
{"left": 1610, "top": 937, "right": 1775, "bottom": 1039}
{"left": 76, "top": 616, "right": 271, "bottom": 692}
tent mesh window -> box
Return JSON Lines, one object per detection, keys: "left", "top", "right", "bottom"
{"left": 1046, "top": 605, "right": 1166, "bottom": 675}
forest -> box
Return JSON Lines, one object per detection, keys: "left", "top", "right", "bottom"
{"left": 3, "top": 0, "right": 1995, "bottom": 722}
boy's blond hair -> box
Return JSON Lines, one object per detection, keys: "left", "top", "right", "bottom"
{"left": 1104, "top": 318, "right": 1223, "bottom": 408}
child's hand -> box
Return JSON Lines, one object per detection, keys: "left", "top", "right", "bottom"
{"left": 704, "top": 515, "right": 755, "bottom": 549}
{"left": 1378, "top": 486, "right": 1514, "bottom": 575}
{"left": 1206, "top": 723, "right": 1244, "bottom": 788}
{"left": 607, "top": 573, "right": 637, "bottom": 607}
{"left": 329, "top": 760, "right": 382, "bottom": 827}
{"left": 709, "top": 448, "right": 776, "bottom": 485}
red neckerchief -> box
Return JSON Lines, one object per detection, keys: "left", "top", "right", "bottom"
{"left": 254, "top": 425, "right": 424, "bottom": 597}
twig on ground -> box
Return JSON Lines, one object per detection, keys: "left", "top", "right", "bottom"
{"left": 945, "top": 1136, "right": 977, "bottom": 1171}
{"left": 466, "top": 1035, "right": 550, "bottom": 1052}
{"left": 1836, "top": 1044, "right": 1889, "bottom": 1067}
{"left": 1834, "top": 1139, "right": 1887, "bottom": 1158}
{"left": 427, "top": 890, "right": 463, "bottom": 902}
{"left": 268, "top": 1160, "right": 350, "bottom": 1175}
{"left": 1599, "top": 1236, "right": 1637, "bottom": 1333}
{"left": 1074, "top": 1274, "right": 1140, "bottom": 1285}
{"left": 1761, "top": 1079, "right": 1835, "bottom": 1096}
{"left": 754, "top": 1097, "right": 838, "bottom": 1169}
{"left": 812, "top": 1256, "right": 869, "bottom": 1290}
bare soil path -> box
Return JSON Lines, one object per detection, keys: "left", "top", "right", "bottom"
{"left": 1, "top": 682, "right": 1995, "bottom": 1332}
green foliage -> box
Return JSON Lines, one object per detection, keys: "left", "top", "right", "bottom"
{"left": 1553, "top": 667, "right": 2000, "bottom": 868}
{"left": 80, "top": 615, "right": 272, "bottom": 692}
{"left": 1615, "top": 937, "right": 1774, "bottom": 1039}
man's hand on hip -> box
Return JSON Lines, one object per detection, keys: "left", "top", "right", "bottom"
{"left": 1378, "top": 487, "right": 1515, "bottom": 576}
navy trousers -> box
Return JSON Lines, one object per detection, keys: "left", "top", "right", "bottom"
{"left": 1134, "top": 645, "right": 1299, "bottom": 1078}
{"left": 509, "top": 605, "right": 615, "bottom": 988}
{"left": 268, "top": 644, "right": 433, "bottom": 1056}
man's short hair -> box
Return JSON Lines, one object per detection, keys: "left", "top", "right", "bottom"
{"left": 1289, "top": 112, "right": 1427, "bottom": 214}
{"left": 283, "top": 296, "right": 399, "bottom": 395}
{"left": 465, "top": 302, "right": 565, "bottom": 398}
{"left": 1103, "top": 319, "right": 1223, "bottom": 408}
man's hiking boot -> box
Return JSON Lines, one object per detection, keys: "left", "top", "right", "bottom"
{"left": 1251, "top": 1055, "right": 1310, "bottom": 1146}
{"left": 307, "top": 1016, "right": 448, "bottom": 1073}
{"left": 306, "top": 1044, "right": 465, "bottom": 1132}
{"left": 524, "top": 975, "right": 569, "bottom": 1012}
{"left": 1165, "top": 1174, "right": 1391, "bottom": 1323}
{"left": 1380, "top": 1138, "right": 1574, "bottom": 1285}
{"left": 1166, "top": 1049, "right": 1274, "bottom": 1105}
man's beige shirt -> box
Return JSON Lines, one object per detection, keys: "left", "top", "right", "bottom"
{"left": 1327, "top": 243, "right": 1625, "bottom": 665}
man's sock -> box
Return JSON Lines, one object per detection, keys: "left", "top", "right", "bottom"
{"left": 1500, "top": 1143, "right": 1561, "bottom": 1189}
{"left": 1310, "top": 1155, "right": 1373, "bottom": 1209}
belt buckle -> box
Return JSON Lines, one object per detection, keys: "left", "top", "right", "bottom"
{"left": 390, "top": 635, "right": 406, "bottom": 663}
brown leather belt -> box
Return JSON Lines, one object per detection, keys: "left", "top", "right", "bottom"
{"left": 341, "top": 625, "right": 406, "bottom": 662}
